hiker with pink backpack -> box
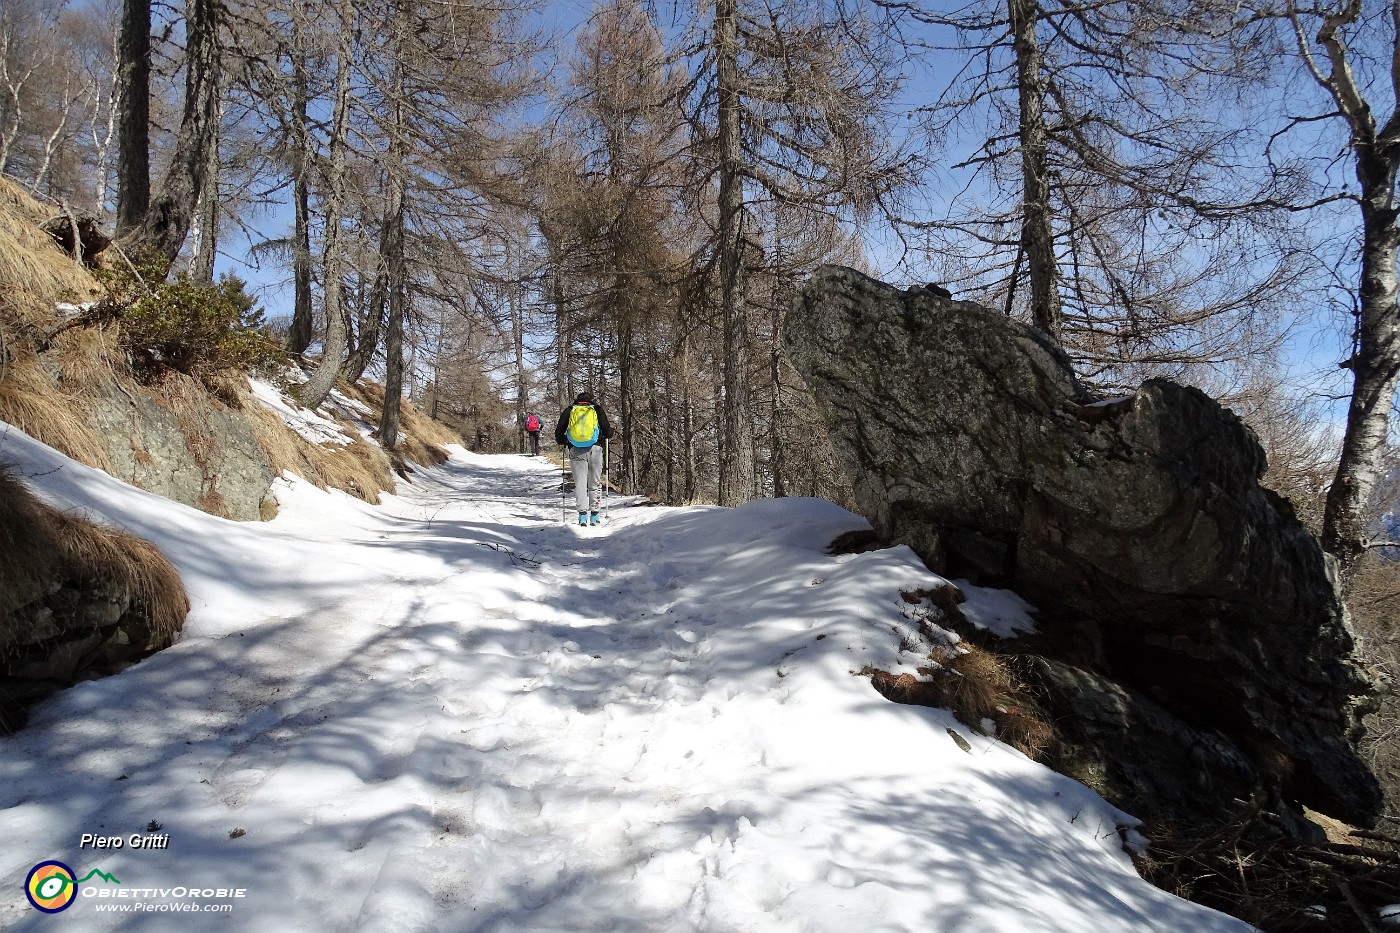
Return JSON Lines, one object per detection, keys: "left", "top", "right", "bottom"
{"left": 524, "top": 411, "right": 543, "bottom": 456}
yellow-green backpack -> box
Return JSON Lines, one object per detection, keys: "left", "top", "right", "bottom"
{"left": 567, "top": 404, "right": 599, "bottom": 447}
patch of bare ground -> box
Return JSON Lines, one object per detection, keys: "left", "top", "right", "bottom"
{"left": 856, "top": 556, "right": 1400, "bottom": 932}
{"left": 1135, "top": 803, "right": 1400, "bottom": 932}
{"left": 866, "top": 586, "right": 1055, "bottom": 760}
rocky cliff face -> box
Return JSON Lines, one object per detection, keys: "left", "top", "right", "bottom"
{"left": 785, "top": 265, "right": 1381, "bottom": 829}
{"left": 86, "top": 377, "right": 276, "bottom": 521}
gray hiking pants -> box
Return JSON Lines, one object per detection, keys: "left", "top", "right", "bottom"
{"left": 568, "top": 444, "right": 604, "bottom": 513}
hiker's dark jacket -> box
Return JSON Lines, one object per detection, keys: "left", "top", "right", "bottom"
{"left": 554, "top": 402, "right": 613, "bottom": 447}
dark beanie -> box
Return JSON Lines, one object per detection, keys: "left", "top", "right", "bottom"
{"left": 576, "top": 391, "right": 594, "bottom": 403}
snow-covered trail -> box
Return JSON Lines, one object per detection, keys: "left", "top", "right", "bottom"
{"left": 0, "top": 436, "right": 1252, "bottom": 932}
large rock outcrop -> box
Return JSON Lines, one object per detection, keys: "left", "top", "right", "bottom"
{"left": 785, "top": 265, "right": 1381, "bottom": 828}
{"left": 85, "top": 375, "right": 276, "bottom": 521}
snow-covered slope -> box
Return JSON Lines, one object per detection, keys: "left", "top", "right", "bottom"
{"left": 0, "top": 423, "right": 1252, "bottom": 932}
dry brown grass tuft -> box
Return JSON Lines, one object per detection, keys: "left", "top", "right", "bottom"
{"left": 870, "top": 643, "right": 1055, "bottom": 759}
{"left": 0, "top": 468, "right": 62, "bottom": 620}
{"left": 0, "top": 465, "right": 187, "bottom": 700}
{"left": 399, "top": 396, "right": 459, "bottom": 452}
{"left": 46, "top": 323, "right": 121, "bottom": 389}
{"left": 400, "top": 429, "right": 450, "bottom": 469}
{"left": 0, "top": 355, "right": 111, "bottom": 470}
{"left": 339, "top": 378, "right": 376, "bottom": 404}
{"left": 320, "top": 434, "right": 394, "bottom": 502}
{"left": 239, "top": 390, "right": 304, "bottom": 473}
{"left": 338, "top": 378, "right": 458, "bottom": 467}
{"left": 200, "top": 371, "right": 247, "bottom": 410}
{"left": 0, "top": 179, "right": 100, "bottom": 332}
{"left": 0, "top": 180, "right": 112, "bottom": 478}
{"left": 56, "top": 525, "right": 187, "bottom": 652}
{"left": 826, "top": 528, "right": 881, "bottom": 555}
{"left": 0, "top": 465, "right": 186, "bottom": 731}
{"left": 930, "top": 644, "right": 1014, "bottom": 715}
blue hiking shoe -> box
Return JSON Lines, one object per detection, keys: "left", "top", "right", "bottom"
{"left": 590, "top": 511, "right": 601, "bottom": 525}
{"left": 578, "top": 512, "right": 588, "bottom": 526}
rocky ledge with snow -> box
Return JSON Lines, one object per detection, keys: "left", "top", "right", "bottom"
{"left": 785, "top": 264, "right": 1381, "bottom": 831}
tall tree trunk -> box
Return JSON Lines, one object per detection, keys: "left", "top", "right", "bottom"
{"left": 619, "top": 320, "right": 635, "bottom": 491}
{"left": 1009, "top": 0, "right": 1061, "bottom": 341}
{"left": 0, "top": 36, "right": 30, "bottom": 176}
{"left": 1302, "top": 3, "right": 1400, "bottom": 578}
{"left": 287, "top": 17, "right": 314, "bottom": 356}
{"left": 298, "top": 0, "right": 354, "bottom": 410}
{"left": 512, "top": 253, "right": 527, "bottom": 454}
{"left": 543, "top": 227, "right": 571, "bottom": 407}
{"left": 32, "top": 79, "right": 76, "bottom": 194}
{"left": 92, "top": 28, "right": 120, "bottom": 219}
{"left": 289, "top": 168, "right": 315, "bottom": 354}
{"left": 114, "top": 0, "right": 150, "bottom": 239}
{"left": 344, "top": 261, "right": 387, "bottom": 382}
{"left": 770, "top": 306, "right": 786, "bottom": 499}
{"left": 127, "top": 0, "right": 220, "bottom": 267}
{"left": 379, "top": 217, "right": 405, "bottom": 451}
{"left": 187, "top": 83, "right": 222, "bottom": 284}
{"left": 681, "top": 330, "right": 696, "bottom": 502}
{"left": 1322, "top": 148, "right": 1400, "bottom": 574}
{"left": 377, "top": 4, "right": 409, "bottom": 452}
{"left": 712, "top": 377, "right": 724, "bottom": 500}
{"left": 644, "top": 348, "right": 662, "bottom": 497}
{"left": 769, "top": 229, "right": 787, "bottom": 498}
{"left": 664, "top": 345, "right": 676, "bottom": 504}
{"left": 380, "top": 292, "right": 405, "bottom": 451}
{"left": 716, "top": 0, "right": 755, "bottom": 506}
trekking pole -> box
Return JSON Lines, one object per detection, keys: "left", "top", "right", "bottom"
{"left": 560, "top": 445, "right": 567, "bottom": 525}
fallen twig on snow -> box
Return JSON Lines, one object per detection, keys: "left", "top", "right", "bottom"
{"left": 474, "top": 541, "right": 541, "bottom": 568}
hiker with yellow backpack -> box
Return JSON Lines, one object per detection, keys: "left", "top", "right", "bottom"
{"left": 554, "top": 391, "right": 613, "bottom": 526}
